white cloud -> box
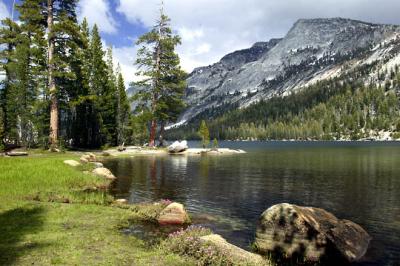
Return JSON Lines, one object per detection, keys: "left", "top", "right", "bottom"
{"left": 112, "top": 46, "right": 141, "bottom": 87}
{"left": 78, "top": 0, "right": 118, "bottom": 34}
{"left": 0, "top": 0, "right": 10, "bottom": 20}
{"left": 116, "top": 0, "right": 400, "bottom": 74}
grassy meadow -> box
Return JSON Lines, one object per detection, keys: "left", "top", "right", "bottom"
{"left": 0, "top": 153, "right": 195, "bottom": 265}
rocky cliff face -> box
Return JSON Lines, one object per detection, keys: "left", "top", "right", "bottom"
{"left": 179, "top": 18, "right": 400, "bottom": 124}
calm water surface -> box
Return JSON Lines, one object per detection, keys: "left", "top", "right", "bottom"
{"left": 105, "top": 141, "right": 400, "bottom": 266}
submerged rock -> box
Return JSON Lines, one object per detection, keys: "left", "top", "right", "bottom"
{"left": 63, "top": 160, "right": 81, "bottom": 167}
{"left": 200, "top": 234, "right": 268, "bottom": 266}
{"left": 254, "top": 203, "right": 371, "bottom": 263}
{"left": 157, "top": 202, "right": 190, "bottom": 225}
{"left": 92, "top": 167, "right": 116, "bottom": 180}
{"left": 168, "top": 141, "right": 188, "bottom": 153}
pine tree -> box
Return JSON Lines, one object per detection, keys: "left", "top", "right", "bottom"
{"left": 16, "top": 0, "right": 47, "bottom": 148}
{"left": 198, "top": 120, "right": 210, "bottom": 148}
{"left": 88, "top": 25, "right": 113, "bottom": 146}
{"left": 103, "top": 46, "right": 118, "bottom": 146}
{"left": 116, "top": 66, "right": 130, "bottom": 146}
{"left": 0, "top": 17, "right": 23, "bottom": 144}
{"left": 134, "top": 5, "right": 186, "bottom": 147}
{"left": 46, "top": 0, "right": 81, "bottom": 150}
{"left": 69, "top": 17, "right": 92, "bottom": 147}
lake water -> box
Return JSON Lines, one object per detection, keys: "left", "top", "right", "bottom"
{"left": 104, "top": 141, "right": 400, "bottom": 266}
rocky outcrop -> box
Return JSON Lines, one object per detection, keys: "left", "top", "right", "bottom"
{"left": 200, "top": 234, "right": 268, "bottom": 266}
{"left": 254, "top": 203, "right": 371, "bottom": 263}
{"left": 157, "top": 202, "right": 190, "bottom": 225}
{"left": 92, "top": 167, "right": 116, "bottom": 180}
{"left": 167, "top": 141, "right": 188, "bottom": 153}
{"left": 63, "top": 160, "right": 81, "bottom": 167}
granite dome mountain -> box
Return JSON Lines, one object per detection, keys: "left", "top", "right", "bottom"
{"left": 175, "top": 18, "right": 400, "bottom": 127}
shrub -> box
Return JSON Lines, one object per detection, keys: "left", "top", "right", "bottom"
{"left": 161, "top": 225, "right": 233, "bottom": 265}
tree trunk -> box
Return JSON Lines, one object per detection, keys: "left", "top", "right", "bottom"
{"left": 149, "top": 29, "right": 162, "bottom": 147}
{"left": 47, "top": 0, "right": 58, "bottom": 151}
{"left": 149, "top": 119, "right": 157, "bottom": 147}
{"left": 159, "top": 120, "right": 165, "bottom": 147}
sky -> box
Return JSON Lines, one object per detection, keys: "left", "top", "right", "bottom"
{"left": 1, "top": 0, "right": 400, "bottom": 86}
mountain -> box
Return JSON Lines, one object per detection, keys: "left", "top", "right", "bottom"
{"left": 178, "top": 18, "right": 400, "bottom": 126}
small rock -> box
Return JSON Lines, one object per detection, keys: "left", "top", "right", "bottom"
{"left": 157, "top": 202, "right": 190, "bottom": 225}
{"left": 92, "top": 162, "right": 104, "bottom": 169}
{"left": 80, "top": 155, "right": 90, "bottom": 163}
{"left": 80, "top": 153, "right": 97, "bottom": 163}
{"left": 200, "top": 234, "right": 267, "bottom": 265}
{"left": 114, "top": 199, "right": 128, "bottom": 204}
{"left": 87, "top": 153, "right": 97, "bottom": 161}
{"left": 102, "top": 151, "right": 111, "bottom": 156}
{"left": 254, "top": 203, "right": 371, "bottom": 263}
{"left": 6, "top": 151, "right": 28, "bottom": 156}
{"left": 92, "top": 167, "right": 116, "bottom": 180}
{"left": 63, "top": 160, "right": 81, "bottom": 167}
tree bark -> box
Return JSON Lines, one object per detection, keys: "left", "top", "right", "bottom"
{"left": 158, "top": 120, "right": 165, "bottom": 147}
{"left": 47, "top": 0, "right": 58, "bottom": 151}
{"left": 149, "top": 119, "right": 157, "bottom": 147}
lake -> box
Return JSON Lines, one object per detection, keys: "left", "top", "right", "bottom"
{"left": 104, "top": 141, "right": 400, "bottom": 266}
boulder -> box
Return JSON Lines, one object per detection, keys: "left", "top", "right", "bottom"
{"left": 157, "top": 202, "right": 190, "bottom": 225}
{"left": 80, "top": 155, "right": 89, "bottom": 163}
{"left": 63, "top": 160, "right": 81, "bottom": 167}
{"left": 102, "top": 151, "right": 111, "bottom": 156}
{"left": 254, "top": 203, "right": 371, "bottom": 263}
{"left": 92, "top": 167, "right": 116, "bottom": 180}
{"left": 80, "top": 153, "right": 97, "bottom": 163}
{"left": 200, "top": 234, "right": 268, "bottom": 266}
{"left": 167, "top": 141, "right": 188, "bottom": 153}
{"left": 91, "top": 162, "right": 104, "bottom": 169}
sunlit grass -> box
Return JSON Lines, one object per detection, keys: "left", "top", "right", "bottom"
{"left": 0, "top": 154, "right": 195, "bottom": 265}
{"left": 0, "top": 155, "right": 112, "bottom": 204}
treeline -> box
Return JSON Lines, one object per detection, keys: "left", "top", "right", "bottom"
{"left": 167, "top": 62, "right": 400, "bottom": 141}
{"left": 0, "top": 0, "right": 130, "bottom": 150}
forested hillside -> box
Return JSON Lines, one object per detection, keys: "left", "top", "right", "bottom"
{"left": 167, "top": 60, "right": 400, "bottom": 141}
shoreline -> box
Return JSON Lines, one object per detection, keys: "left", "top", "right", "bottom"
{"left": 102, "top": 146, "right": 246, "bottom": 157}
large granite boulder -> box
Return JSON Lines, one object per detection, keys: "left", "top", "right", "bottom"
{"left": 157, "top": 202, "right": 190, "bottom": 225}
{"left": 168, "top": 141, "right": 188, "bottom": 153}
{"left": 92, "top": 167, "right": 116, "bottom": 180}
{"left": 254, "top": 203, "right": 371, "bottom": 263}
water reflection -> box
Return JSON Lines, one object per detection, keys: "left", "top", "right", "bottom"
{"left": 105, "top": 142, "right": 400, "bottom": 266}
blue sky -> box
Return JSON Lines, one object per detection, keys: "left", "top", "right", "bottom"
{"left": 1, "top": 0, "right": 400, "bottom": 85}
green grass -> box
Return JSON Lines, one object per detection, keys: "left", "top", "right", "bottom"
{"left": 0, "top": 154, "right": 195, "bottom": 265}
{"left": 0, "top": 155, "right": 111, "bottom": 204}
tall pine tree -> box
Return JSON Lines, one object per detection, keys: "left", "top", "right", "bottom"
{"left": 134, "top": 5, "right": 186, "bottom": 147}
